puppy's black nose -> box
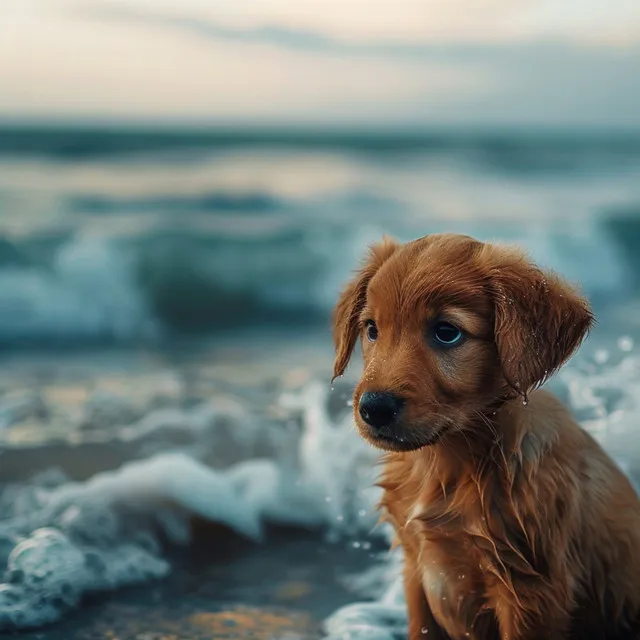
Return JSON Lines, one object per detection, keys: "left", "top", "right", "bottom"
{"left": 359, "top": 392, "right": 404, "bottom": 429}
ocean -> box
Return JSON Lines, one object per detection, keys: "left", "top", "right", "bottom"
{"left": 1, "top": 125, "right": 640, "bottom": 638}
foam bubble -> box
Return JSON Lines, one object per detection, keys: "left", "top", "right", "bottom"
{"left": 0, "top": 525, "right": 169, "bottom": 629}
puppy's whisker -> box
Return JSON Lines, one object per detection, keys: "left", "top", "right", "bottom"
{"left": 472, "top": 409, "right": 500, "bottom": 444}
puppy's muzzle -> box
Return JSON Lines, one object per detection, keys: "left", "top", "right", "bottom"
{"left": 359, "top": 391, "right": 404, "bottom": 431}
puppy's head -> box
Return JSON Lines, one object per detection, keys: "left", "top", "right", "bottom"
{"left": 332, "top": 234, "right": 593, "bottom": 452}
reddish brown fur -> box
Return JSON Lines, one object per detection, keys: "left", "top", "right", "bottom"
{"left": 332, "top": 233, "right": 640, "bottom": 640}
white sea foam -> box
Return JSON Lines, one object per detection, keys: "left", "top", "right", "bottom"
{"left": 0, "top": 453, "right": 269, "bottom": 629}
{"left": 0, "top": 238, "right": 158, "bottom": 343}
{"left": 0, "top": 219, "right": 629, "bottom": 344}
{"left": 0, "top": 377, "right": 383, "bottom": 631}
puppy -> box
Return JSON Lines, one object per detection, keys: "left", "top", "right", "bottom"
{"left": 332, "top": 234, "right": 640, "bottom": 640}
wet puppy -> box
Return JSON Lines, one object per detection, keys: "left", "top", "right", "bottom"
{"left": 332, "top": 234, "right": 640, "bottom": 640}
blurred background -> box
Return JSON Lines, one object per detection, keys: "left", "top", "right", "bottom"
{"left": 1, "top": 1, "right": 640, "bottom": 639}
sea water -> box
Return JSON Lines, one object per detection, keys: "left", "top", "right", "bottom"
{"left": 1, "top": 127, "right": 640, "bottom": 636}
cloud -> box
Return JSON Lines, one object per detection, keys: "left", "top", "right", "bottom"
{"left": 74, "top": 1, "right": 640, "bottom": 56}
{"left": 68, "top": 0, "right": 640, "bottom": 46}
{"left": 0, "top": 0, "right": 638, "bottom": 128}
{"left": 0, "top": 6, "right": 489, "bottom": 125}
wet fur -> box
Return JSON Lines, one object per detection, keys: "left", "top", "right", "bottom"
{"left": 332, "top": 234, "right": 640, "bottom": 640}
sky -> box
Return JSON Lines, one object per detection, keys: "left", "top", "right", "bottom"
{"left": 1, "top": 0, "right": 640, "bottom": 129}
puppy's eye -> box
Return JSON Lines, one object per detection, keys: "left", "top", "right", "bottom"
{"left": 432, "top": 321, "right": 463, "bottom": 347}
{"left": 365, "top": 320, "right": 378, "bottom": 342}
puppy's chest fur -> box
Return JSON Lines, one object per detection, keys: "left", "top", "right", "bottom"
{"left": 379, "top": 453, "right": 529, "bottom": 639}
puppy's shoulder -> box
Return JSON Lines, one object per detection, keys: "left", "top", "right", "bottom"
{"left": 516, "top": 389, "right": 638, "bottom": 515}
{"left": 512, "top": 389, "right": 589, "bottom": 462}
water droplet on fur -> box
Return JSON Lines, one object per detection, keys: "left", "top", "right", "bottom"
{"left": 421, "top": 628, "right": 429, "bottom": 635}
{"left": 522, "top": 398, "right": 529, "bottom": 406}
{"left": 458, "top": 574, "right": 465, "bottom": 580}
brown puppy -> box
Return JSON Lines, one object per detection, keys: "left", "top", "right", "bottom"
{"left": 332, "top": 233, "right": 640, "bottom": 640}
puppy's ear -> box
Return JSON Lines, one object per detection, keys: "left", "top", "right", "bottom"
{"left": 488, "top": 250, "right": 594, "bottom": 395}
{"left": 332, "top": 237, "right": 398, "bottom": 381}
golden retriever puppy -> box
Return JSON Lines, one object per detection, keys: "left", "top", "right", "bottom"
{"left": 332, "top": 233, "right": 640, "bottom": 640}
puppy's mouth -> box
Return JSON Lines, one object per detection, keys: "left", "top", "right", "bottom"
{"left": 358, "top": 421, "right": 447, "bottom": 452}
